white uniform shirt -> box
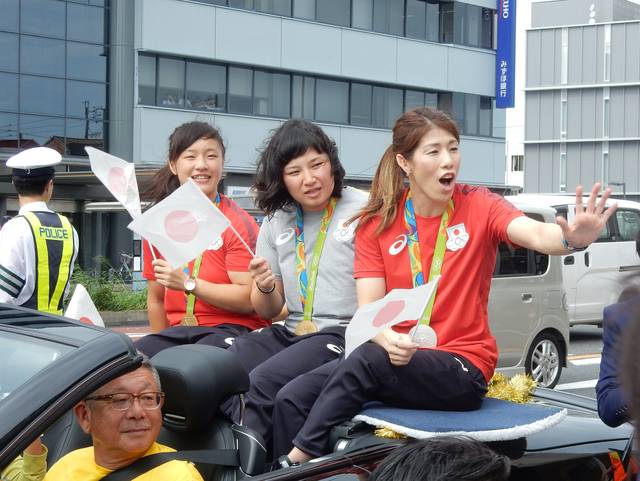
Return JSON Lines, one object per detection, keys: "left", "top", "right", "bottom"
{"left": 0, "top": 202, "right": 79, "bottom": 306}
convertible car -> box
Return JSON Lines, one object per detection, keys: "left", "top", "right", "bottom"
{"left": 0, "top": 305, "right": 635, "bottom": 480}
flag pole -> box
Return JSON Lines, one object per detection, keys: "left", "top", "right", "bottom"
{"left": 228, "top": 224, "right": 255, "bottom": 257}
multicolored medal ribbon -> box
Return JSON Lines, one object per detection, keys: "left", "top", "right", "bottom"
{"left": 294, "top": 197, "right": 337, "bottom": 336}
{"left": 404, "top": 190, "right": 454, "bottom": 346}
{"left": 180, "top": 193, "right": 220, "bottom": 327}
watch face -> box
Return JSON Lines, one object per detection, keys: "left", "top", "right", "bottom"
{"left": 184, "top": 277, "right": 196, "bottom": 291}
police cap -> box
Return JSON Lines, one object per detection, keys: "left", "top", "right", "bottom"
{"left": 7, "top": 147, "right": 61, "bottom": 178}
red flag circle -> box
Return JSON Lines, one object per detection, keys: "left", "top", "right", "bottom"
{"left": 372, "top": 300, "right": 406, "bottom": 327}
{"left": 107, "top": 167, "right": 128, "bottom": 197}
{"left": 164, "top": 210, "right": 199, "bottom": 243}
{"left": 79, "top": 316, "right": 93, "bottom": 325}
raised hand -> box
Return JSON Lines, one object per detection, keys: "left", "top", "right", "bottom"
{"left": 556, "top": 183, "right": 617, "bottom": 249}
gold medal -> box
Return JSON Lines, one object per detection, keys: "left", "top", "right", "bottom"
{"left": 180, "top": 313, "right": 198, "bottom": 327}
{"left": 294, "top": 319, "right": 318, "bottom": 336}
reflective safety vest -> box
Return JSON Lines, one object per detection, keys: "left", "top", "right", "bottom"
{"left": 22, "top": 211, "right": 75, "bottom": 315}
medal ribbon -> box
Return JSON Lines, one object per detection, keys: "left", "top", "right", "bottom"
{"left": 404, "top": 190, "right": 454, "bottom": 326}
{"left": 183, "top": 193, "right": 220, "bottom": 316}
{"left": 295, "top": 197, "right": 337, "bottom": 322}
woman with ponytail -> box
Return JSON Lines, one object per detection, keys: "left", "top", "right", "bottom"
{"left": 278, "top": 107, "right": 617, "bottom": 466}
{"left": 136, "top": 121, "right": 268, "bottom": 357}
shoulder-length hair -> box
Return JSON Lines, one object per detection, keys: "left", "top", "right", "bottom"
{"left": 253, "top": 119, "right": 345, "bottom": 216}
{"left": 354, "top": 107, "right": 460, "bottom": 235}
{"left": 142, "top": 121, "right": 226, "bottom": 205}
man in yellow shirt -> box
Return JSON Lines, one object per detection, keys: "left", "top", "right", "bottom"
{"left": 44, "top": 360, "right": 203, "bottom": 481}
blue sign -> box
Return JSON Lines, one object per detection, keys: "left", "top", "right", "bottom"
{"left": 496, "top": 0, "right": 516, "bottom": 108}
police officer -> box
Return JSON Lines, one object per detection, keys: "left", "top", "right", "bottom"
{"left": 0, "top": 147, "right": 79, "bottom": 314}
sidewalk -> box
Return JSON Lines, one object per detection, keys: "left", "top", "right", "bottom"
{"left": 101, "top": 309, "right": 149, "bottom": 328}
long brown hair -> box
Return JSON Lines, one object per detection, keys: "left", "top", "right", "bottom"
{"left": 355, "top": 107, "right": 460, "bottom": 235}
{"left": 142, "top": 121, "right": 226, "bottom": 205}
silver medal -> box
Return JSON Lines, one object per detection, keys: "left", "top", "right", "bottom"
{"left": 410, "top": 324, "right": 438, "bottom": 348}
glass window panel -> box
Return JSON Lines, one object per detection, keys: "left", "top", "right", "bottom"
{"left": 352, "top": 0, "right": 373, "bottom": 29}
{"left": 66, "top": 80, "right": 106, "bottom": 119}
{"left": 440, "top": 2, "right": 454, "bottom": 43}
{"left": 186, "top": 62, "right": 226, "bottom": 111}
{"left": 138, "top": 55, "right": 156, "bottom": 105}
{"left": 350, "top": 83, "right": 372, "bottom": 126}
{"left": 464, "top": 94, "right": 479, "bottom": 135}
{"left": 228, "top": 67, "right": 253, "bottom": 114}
{"left": 253, "top": 71, "right": 290, "bottom": 117}
{"left": 426, "top": 2, "right": 440, "bottom": 42}
{"left": 372, "top": 86, "right": 403, "bottom": 129}
{"left": 316, "top": 0, "right": 350, "bottom": 26}
{"left": 90, "top": 0, "right": 105, "bottom": 5}
{"left": 293, "top": 0, "right": 315, "bottom": 20}
{"left": 405, "top": 90, "right": 425, "bottom": 111}
{"left": 67, "top": 3, "right": 105, "bottom": 44}
{"left": 425, "top": 92, "right": 438, "bottom": 108}
{"left": 20, "top": 76, "right": 65, "bottom": 116}
{"left": 21, "top": 0, "right": 66, "bottom": 38}
{"left": 21, "top": 36, "right": 66, "bottom": 77}
{"left": 158, "top": 58, "right": 186, "bottom": 107}
{"left": 450, "top": 92, "right": 465, "bottom": 133}
{"left": 452, "top": 2, "right": 466, "bottom": 45}
{"left": 481, "top": 8, "right": 494, "bottom": 49}
{"left": 67, "top": 42, "right": 107, "bottom": 82}
{"left": 19, "top": 114, "right": 65, "bottom": 147}
{"left": 479, "top": 96, "right": 492, "bottom": 136}
{"left": 66, "top": 117, "right": 104, "bottom": 153}
{"left": 373, "top": 0, "right": 403, "bottom": 36}
{"left": 0, "top": 112, "right": 19, "bottom": 145}
{"left": 616, "top": 210, "right": 640, "bottom": 241}
{"left": 255, "top": 0, "right": 291, "bottom": 15}
{"left": 228, "top": 0, "right": 253, "bottom": 9}
{"left": 0, "top": 33, "right": 19, "bottom": 71}
{"left": 0, "top": 0, "right": 19, "bottom": 32}
{"left": 406, "top": 0, "right": 426, "bottom": 40}
{"left": 465, "top": 4, "right": 481, "bottom": 48}
{"left": 292, "top": 75, "right": 315, "bottom": 120}
{"left": 0, "top": 73, "right": 19, "bottom": 111}
{"left": 315, "top": 78, "right": 348, "bottom": 124}
{"left": 438, "top": 92, "right": 453, "bottom": 115}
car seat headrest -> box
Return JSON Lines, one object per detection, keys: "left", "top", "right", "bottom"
{"left": 152, "top": 345, "right": 249, "bottom": 432}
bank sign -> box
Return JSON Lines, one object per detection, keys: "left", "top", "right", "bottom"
{"left": 496, "top": 0, "right": 516, "bottom": 108}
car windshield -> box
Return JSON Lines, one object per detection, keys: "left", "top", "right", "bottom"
{"left": 0, "top": 331, "right": 73, "bottom": 401}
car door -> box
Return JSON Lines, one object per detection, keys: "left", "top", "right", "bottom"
{"left": 560, "top": 205, "right": 640, "bottom": 325}
{"left": 489, "top": 208, "right": 553, "bottom": 369}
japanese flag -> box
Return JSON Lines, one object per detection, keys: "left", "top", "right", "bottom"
{"left": 65, "top": 284, "right": 105, "bottom": 328}
{"left": 86, "top": 147, "right": 142, "bottom": 219}
{"left": 127, "top": 179, "right": 231, "bottom": 268}
{"left": 345, "top": 277, "right": 440, "bottom": 357}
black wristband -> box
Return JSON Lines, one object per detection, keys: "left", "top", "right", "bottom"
{"left": 256, "top": 282, "right": 275, "bottom": 294}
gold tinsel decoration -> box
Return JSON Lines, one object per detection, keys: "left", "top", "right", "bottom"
{"left": 373, "top": 373, "right": 537, "bottom": 439}
{"left": 486, "top": 373, "right": 537, "bottom": 404}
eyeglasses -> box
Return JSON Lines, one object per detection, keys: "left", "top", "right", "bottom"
{"left": 84, "top": 392, "right": 165, "bottom": 411}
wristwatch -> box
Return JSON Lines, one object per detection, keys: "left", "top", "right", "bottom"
{"left": 184, "top": 277, "right": 197, "bottom": 295}
{"left": 562, "top": 238, "right": 587, "bottom": 252}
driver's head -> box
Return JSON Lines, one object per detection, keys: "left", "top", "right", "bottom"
{"left": 74, "top": 359, "right": 164, "bottom": 469}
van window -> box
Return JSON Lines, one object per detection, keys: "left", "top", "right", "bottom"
{"left": 615, "top": 209, "right": 640, "bottom": 241}
{"left": 493, "top": 213, "right": 549, "bottom": 277}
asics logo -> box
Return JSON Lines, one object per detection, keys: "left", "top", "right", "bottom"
{"left": 327, "top": 344, "right": 344, "bottom": 354}
{"left": 276, "top": 228, "right": 295, "bottom": 246}
{"left": 388, "top": 234, "right": 407, "bottom": 255}
{"left": 225, "top": 337, "right": 235, "bottom": 346}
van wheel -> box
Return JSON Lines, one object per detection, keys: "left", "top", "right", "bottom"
{"left": 525, "top": 332, "right": 562, "bottom": 389}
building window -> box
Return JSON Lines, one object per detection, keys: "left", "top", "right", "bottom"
{"left": 602, "top": 141, "right": 609, "bottom": 186}
{"left": 603, "top": 86, "right": 610, "bottom": 138}
{"left": 561, "top": 27, "right": 568, "bottom": 85}
{"left": 560, "top": 89, "right": 567, "bottom": 140}
{"left": 228, "top": 67, "right": 254, "bottom": 114}
{"left": 216, "top": 0, "right": 493, "bottom": 49}
{"left": 511, "top": 155, "right": 523, "bottom": 172}
{"left": 559, "top": 143, "right": 567, "bottom": 192}
{"left": 604, "top": 24, "right": 611, "bottom": 82}
{"left": 315, "top": 78, "right": 349, "bottom": 124}
{"left": 186, "top": 61, "right": 226, "bottom": 111}
{"left": 158, "top": 58, "right": 185, "bottom": 107}
{"left": 137, "top": 54, "right": 495, "bottom": 136}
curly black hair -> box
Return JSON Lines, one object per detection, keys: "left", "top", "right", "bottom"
{"left": 253, "top": 119, "right": 345, "bottom": 216}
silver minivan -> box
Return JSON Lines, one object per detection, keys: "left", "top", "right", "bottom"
{"left": 490, "top": 202, "right": 570, "bottom": 389}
